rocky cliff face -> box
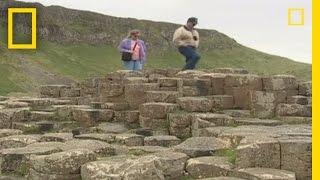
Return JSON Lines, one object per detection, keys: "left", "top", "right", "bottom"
{"left": 0, "top": 0, "right": 239, "bottom": 53}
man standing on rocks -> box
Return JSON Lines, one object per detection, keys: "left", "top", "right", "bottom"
{"left": 173, "top": 17, "right": 201, "bottom": 70}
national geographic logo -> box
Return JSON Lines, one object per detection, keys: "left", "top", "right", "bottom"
{"left": 7, "top": 8, "right": 37, "bottom": 49}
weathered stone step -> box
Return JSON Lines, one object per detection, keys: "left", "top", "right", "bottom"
{"left": 186, "top": 156, "right": 234, "bottom": 178}
{"left": 234, "top": 118, "right": 282, "bottom": 126}
{"left": 61, "top": 139, "right": 116, "bottom": 157}
{"left": 75, "top": 133, "right": 116, "bottom": 143}
{"left": 30, "top": 149, "right": 96, "bottom": 179}
{"left": 201, "top": 125, "right": 311, "bottom": 141}
{"left": 144, "top": 135, "right": 181, "bottom": 147}
{"left": 262, "top": 75, "right": 298, "bottom": 91}
{"left": 177, "top": 97, "right": 213, "bottom": 112}
{"left": 223, "top": 110, "right": 251, "bottom": 118}
{"left": 29, "top": 111, "right": 57, "bottom": 121}
{"left": 0, "top": 175, "right": 26, "bottom": 180}
{"left": 146, "top": 91, "right": 181, "bottom": 103}
{"left": 287, "top": 95, "right": 309, "bottom": 105}
{"left": 114, "top": 133, "right": 144, "bottom": 146}
{"left": 73, "top": 108, "right": 114, "bottom": 127}
{"left": 0, "top": 129, "right": 23, "bottom": 138}
{"left": 208, "top": 95, "right": 234, "bottom": 110}
{"left": 0, "top": 96, "right": 9, "bottom": 101}
{"left": 128, "top": 146, "right": 169, "bottom": 154}
{"left": 158, "top": 77, "right": 182, "bottom": 87}
{"left": 124, "top": 83, "right": 159, "bottom": 109}
{"left": 3, "top": 101, "right": 29, "bottom": 108}
{"left": 276, "top": 103, "right": 311, "bottom": 117}
{"left": 207, "top": 68, "right": 249, "bottom": 74}
{"left": 18, "top": 98, "right": 72, "bottom": 108}
{"left": 139, "top": 116, "right": 169, "bottom": 135}
{"left": 103, "top": 102, "right": 129, "bottom": 111}
{"left": 81, "top": 151, "right": 188, "bottom": 180}
{"left": 173, "top": 137, "right": 230, "bottom": 157}
{"left": 0, "top": 134, "right": 41, "bottom": 150}
{"left": 12, "top": 121, "right": 54, "bottom": 133}
{"left": 277, "top": 116, "right": 312, "bottom": 124}
{"left": 124, "top": 77, "right": 149, "bottom": 84}
{"left": 114, "top": 110, "right": 139, "bottom": 126}
{"left": 298, "top": 81, "right": 311, "bottom": 96}
{"left": 168, "top": 112, "right": 234, "bottom": 138}
{"left": 40, "top": 133, "right": 73, "bottom": 142}
{"left": 139, "top": 102, "right": 179, "bottom": 119}
{"left": 232, "top": 168, "right": 296, "bottom": 180}
{"left": 198, "top": 177, "right": 246, "bottom": 180}
{"left": 0, "top": 146, "right": 62, "bottom": 175}
{"left": 95, "top": 122, "right": 128, "bottom": 134}
{"left": 168, "top": 112, "right": 193, "bottom": 139}
{"left": 53, "top": 105, "right": 91, "bottom": 121}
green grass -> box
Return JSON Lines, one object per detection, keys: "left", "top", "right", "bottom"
{"left": 212, "top": 148, "right": 237, "bottom": 164}
{"left": 0, "top": 60, "right": 25, "bottom": 95}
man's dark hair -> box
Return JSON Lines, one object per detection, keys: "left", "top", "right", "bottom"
{"left": 187, "top": 17, "right": 198, "bottom": 25}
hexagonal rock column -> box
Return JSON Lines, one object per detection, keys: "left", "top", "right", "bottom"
{"left": 139, "top": 102, "right": 179, "bottom": 135}
{"left": 114, "top": 134, "right": 144, "bottom": 146}
{"left": 262, "top": 75, "right": 298, "bottom": 91}
{"left": 140, "top": 103, "right": 179, "bottom": 119}
{"left": 279, "top": 136, "right": 311, "bottom": 180}
{"left": 186, "top": 156, "right": 234, "bottom": 178}
{"left": 114, "top": 110, "right": 140, "bottom": 127}
{"left": 153, "top": 151, "right": 189, "bottom": 179}
{"left": 29, "top": 149, "right": 96, "bottom": 180}
{"left": 173, "top": 137, "right": 230, "bottom": 157}
{"left": 1, "top": 108, "right": 30, "bottom": 129}
{"left": 72, "top": 108, "right": 114, "bottom": 127}
{"left": 81, "top": 155, "right": 165, "bottom": 180}
{"left": 177, "top": 97, "right": 213, "bottom": 112}
{"left": 298, "top": 81, "right": 311, "bottom": 96}
{"left": 181, "top": 78, "right": 212, "bottom": 97}
{"left": 81, "top": 152, "right": 188, "bottom": 180}
{"left": 250, "top": 91, "right": 276, "bottom": 118}
{"left": 40, "top": 85, "right": 70, "bottom": 98}
{"left": 262, "top": 75, "right": 299, "bottom": 104}
{"left": 208, "top": 95, "right": 234, "bottom": 110}
{"left": 0, "top": 146, "right": 61, "bottom": 174}
{"left": 168, "top": 113, "right": 194, "bottom": 139}
{"left": 224, "top": 74, "right": 262, "bottom": 109}
{"left": 199, "top": 73, "right": 226, "bottom": 95}
{"left": 125, "top": 83, "right": 159, "bottom": 109}
{"left": 235, "top": 136, "right": 281, "bottom": 169}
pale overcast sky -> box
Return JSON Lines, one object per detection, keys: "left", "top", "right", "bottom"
{"left": 23, "top": 0, "right": 312, "bottom": 64}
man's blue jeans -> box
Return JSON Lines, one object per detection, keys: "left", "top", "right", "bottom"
{"left": 178, "top": 46, "right": 201, "bottom": 70}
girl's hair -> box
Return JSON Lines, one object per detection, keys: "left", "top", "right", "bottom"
{"left": 127, "top": 29, "right": 140, "bottom": 38}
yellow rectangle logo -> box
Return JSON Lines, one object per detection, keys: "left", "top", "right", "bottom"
{"left": 288, "top": 8, "right": 305, "bottom": 26}
{"left": 8, "top": 8, "right": 37, "bottom": 49}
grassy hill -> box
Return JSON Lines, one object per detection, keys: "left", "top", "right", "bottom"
{"left": 0, "top": 1, "right": 311, "bottom": 95}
